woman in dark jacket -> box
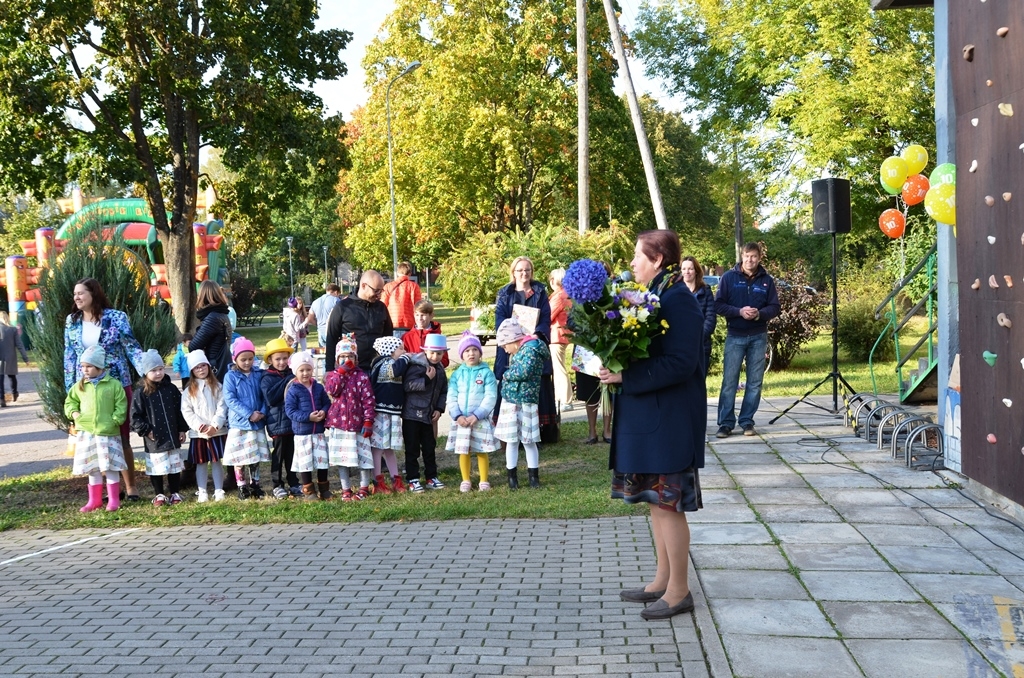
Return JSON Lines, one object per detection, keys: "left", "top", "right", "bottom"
{"left": 189, "top": 281, "right": 233, "bottom": 383}
{"left": 493, "top": 257, "right": 557, "bottom": 439}
{"left": 599, "top": 231, "right": 707, "bottom": 621}
{"left": 682, "top": 256, "right": 716, "bottom": 376}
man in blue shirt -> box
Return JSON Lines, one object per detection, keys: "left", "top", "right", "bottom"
{"left": 714, "top": 243, "right": 780, "bottom": 438}
{"left": 307, "top": 284, "right": 342, "bottom": 348}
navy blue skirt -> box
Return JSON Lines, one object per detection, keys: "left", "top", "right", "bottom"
{"left": 612, "top": 468, "right": 702, "bottom": 513}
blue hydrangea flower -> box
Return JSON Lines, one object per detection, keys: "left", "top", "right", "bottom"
{"left": 606, "top": 310, "right": 619, "bottom": 319}
{"left": 563, "top": 259, "right": 608, "bottom": 304}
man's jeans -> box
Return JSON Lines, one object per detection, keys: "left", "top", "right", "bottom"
{"left": 717, "top": 332, "right": 768, "bottom": 430}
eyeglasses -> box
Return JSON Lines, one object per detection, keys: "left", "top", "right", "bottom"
{"left": 363, "top": 283, "right": 383, "bottom": 295}
{"left": 514, "top": 268, "right": 532, "bottom": 275}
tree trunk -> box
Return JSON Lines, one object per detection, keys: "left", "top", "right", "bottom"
{"left": 162, "top": 226, "right": 197, "bottom": 333}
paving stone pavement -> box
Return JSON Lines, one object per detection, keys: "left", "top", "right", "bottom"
{"left": 5, "top": 392, "right": 1024, "bottom": 677}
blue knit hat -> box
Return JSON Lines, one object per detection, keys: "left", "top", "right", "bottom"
{"left": 80, "top": 345, "right": 106, "bottom": 369}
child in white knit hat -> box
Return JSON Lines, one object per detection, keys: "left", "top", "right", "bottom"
{"left": 65, "top": 345, "right": 129, "bottom": 512}
{"left": 180, "top": 349, "right": 229, "bottom": 502}
{"left": 284, "top": 350, "right": 331, "bottom": 500}
{"left": 368, "top": 335, "right": 413, "bottom": 494}
{"left": 446, "top": 331, "right": 499, "bottom": 492}
{"left": 130, "top": 349, "right": 189, "bottom": 506}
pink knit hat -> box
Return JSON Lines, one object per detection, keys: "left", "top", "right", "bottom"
{"left": 232, "top": 337, "right": 256, "bottom": 361}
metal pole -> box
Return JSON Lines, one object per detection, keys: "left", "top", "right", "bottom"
{"left": 600, "top": 0, "right": 667, "bottom": 230}
{"left": 386, "top": 61, "right": 421, "bottom": 279}
{"left": 577, "top": 0, "right": 589, "bottom": 234}
{"left": 323, "top": 245, "right": 329, "bottom": 285}
{"left": 286, "top": 236, "right": 294, "bottom": 298}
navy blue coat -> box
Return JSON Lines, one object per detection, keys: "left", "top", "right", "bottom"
{"left": 714, "top": 264, "right": 780, "bottom": 337}
{"left": 610, "top": 276, "right": 707, "bottom": 474}
{"left": 493, "top": 280, "right": 552, "bottom": 380}
{"left": 284, "top": 380, "right": 330, "bottom": 435}
{"left": 693, "top": 284, "right": 716, "bottom": 368}
{"left": 261, "top": 368, "right": 295, "bottom": 437}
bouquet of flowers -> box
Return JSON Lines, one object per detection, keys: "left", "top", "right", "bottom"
{"left": 562, "top": 258, "right": 667, "bottom": 379}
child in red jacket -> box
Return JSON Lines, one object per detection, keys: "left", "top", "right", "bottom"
{"left": 402, "top": 299, "right": 450, "bottom": 368}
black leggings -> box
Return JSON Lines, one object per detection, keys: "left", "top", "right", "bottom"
{"left": 151, "top": 473, "right": 181, "bottom": 496}
{"left": 299, "top": 469, "right": 329, "bottom": 484}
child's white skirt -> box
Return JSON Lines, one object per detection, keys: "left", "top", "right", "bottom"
{"left": 292, "top": 433, "right": 330, "bottom": 472}
{"left": 494, "top": 402, "right": 540, "bottom": 444}
{"left": 223, "top": 429, "right": 271, "bottom": 466}
{"left": 72, "top": 432, "right": 127, "bottom": 475}
{"left": 371, "top": 413, "right": 405, "bottom": 451}
{"left": 327, "top": 428, "right": 373, "bottom": 469}
{"left": 446, "top": 419, "right": 500, "bottom": 455}
{"left": 145, "top": 449, "right": 184, "bottom": 476}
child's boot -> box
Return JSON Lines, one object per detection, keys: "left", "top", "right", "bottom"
{"left": 507, "top": 468, "right": 519, "bottom": 490}
{"left": 528, "top": 468, "right": 541, "bottom": 488}
{"left": 105, "top": 482, "right": 121, "bottom": 511}
{"left": 374, "top": 474, "right": 391, "bottom": 495}
{"left": 317, "top": 481, "right": 333, "bottom": 501}
{"left": 392, "top": 476, "right": 407, "bottom": 494}
{"left": 80, "top": 484, "right": 103, "bottom": 513}
{"left": 301, "top": 483, "right": 318, "bottom": 501}
{"left": 249, "top": 483, "right": 265, "bottom": 499}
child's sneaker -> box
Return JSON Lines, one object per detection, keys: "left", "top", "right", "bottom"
{"left": 356, "top": 486, "right": 370, "bottom": 500}
{"left": 169, "top": 493, "right": 183, "bottom": 505}
{"left": 459, "top": 480, "right": 472, "bottom": 493}
{"left": 478, "top": 481, "right": 491, "bottom": 491}
{"left": 289, "top": 485, "right": 303, "bottom": 497}
{"left": 341, "top": 489, "right": 357, "bottom": 502}
{"left": 152, "top": 494, "right": 167, "bottom": 507}
{"left": 408, "top": 479, "right": 425, "bottom": 494}
{"left": 213, "top": 489, "right": 226, "bottom": 502}
{"left": 426, "top": 477, "right": 446, "bottom": 490}
{"left": 373, "top": 475, "right": 391, "bottom": 495}
{"left": 392, "top": 476, "right": 407, "bottom": 494}
{"left": 272, "top": 486, "right": 289, "bottom": 500}
{"left": 196, "top": 489, "right": 209, "bottom": 503}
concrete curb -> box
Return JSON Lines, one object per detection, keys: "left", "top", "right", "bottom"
{"left": 689, "top": 559, "right": 731, "bottom": 678}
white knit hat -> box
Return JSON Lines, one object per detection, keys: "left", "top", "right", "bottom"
{"left": 186, "top": 350, "right": 210, "bottom": 373}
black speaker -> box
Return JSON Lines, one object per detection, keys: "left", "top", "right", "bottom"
{"left": 811, "top": 178, "right": 851, "bottom": 235}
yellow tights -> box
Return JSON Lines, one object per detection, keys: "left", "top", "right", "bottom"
{"left": 459, "top": 453, "right": 490, "bottom": 484}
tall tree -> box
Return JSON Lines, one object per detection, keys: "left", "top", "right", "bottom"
{"left": 0, "top": 1, "right": 351, "bottom": 331}
{"left": 634, "top": 0, "right": 935, "bottom": 251}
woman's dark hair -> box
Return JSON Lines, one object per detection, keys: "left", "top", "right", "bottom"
{"left": 71, "top": 278, "right": 113, "bottom": 321}
{"left": 636, "top": 230, "right": 681, "bottom": 270}
{"left": 196, "top": 279, "right": 229, "bottom": 310}
{"left": 682, "top": 256, "right": 706, "bottom": 290}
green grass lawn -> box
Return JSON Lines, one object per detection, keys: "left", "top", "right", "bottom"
{"left": 0, "top": 421, "right": 643, "bottom": 532}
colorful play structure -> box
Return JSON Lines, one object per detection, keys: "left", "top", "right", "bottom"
{"left": 1, "top": 198, "right": 226, "bottom": 327}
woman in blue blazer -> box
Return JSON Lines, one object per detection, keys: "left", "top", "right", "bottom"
{"left": 599, "top": 230, "right": 707, "bottom": 621}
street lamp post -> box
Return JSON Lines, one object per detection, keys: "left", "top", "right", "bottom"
{"left": 286, "top": 236, "right": 294, "bottom": 298}
{"left": 322, "top": 245, "right": 329, "bottom": 285}
{"left": 386, "top": 60, "right": 421, "bottom": 279}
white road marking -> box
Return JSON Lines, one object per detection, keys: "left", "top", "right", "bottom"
{"left": 0, "top": 529, "right": 140, "bottom": 566}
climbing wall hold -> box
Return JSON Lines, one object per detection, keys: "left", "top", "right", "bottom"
{"left": 1003, "top": 193, "right": 1012, "bottom": 201}
{"left": 997, "top": 27, "right": 1009, "bottom": 37}
{"left": 963, "top": 45, "right": 975, "bottom": 61}
{"left": 1005, "top": 276, "right": 1014, "bottom": 287}
{"left": 988, "top": 236, "right": 997, "bottom": 244}
{"left": 987, "top": 80, "right": 994, "bottom": 87}
{"left": 997, "top": 313, "right": 1012, "bottom": 328}
{"left": 972, "top": 278, "right": 981, "bottom": 289}
{"left": 1003, "top": 399, "right": 1013, "bottom": 408}
{"left": 970, "top": 160, "right": 979, "bottom": 172}
{"left": 983, "top": 351, "right": 998, "bottom": 366}
{"left": 972, "top": 118, "right": 979, "bottom": 127}
{"left": 999, "top": 103, "right": 1014, "bottom": 116}
{"left": 986, "top": 196, "right": 996, "bottom": 206}
{"left": 989, "top": 275, "right": 1000, "bottom": 288}
{"left": 987, "top": 433, "right": 998, "bottom": 444}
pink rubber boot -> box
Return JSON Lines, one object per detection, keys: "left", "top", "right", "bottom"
{"left": 106, "top": 482, "right": 121, "bottom": 511}
{"left": 80, "top": 484, "right": 103, "bottom": 513}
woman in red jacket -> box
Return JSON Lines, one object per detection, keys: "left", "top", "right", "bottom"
{"left": 381, "top": 262, "right": 421, "bottom": 332}
{"left": 548, "top": 268, "right": 573, "bottom": 410}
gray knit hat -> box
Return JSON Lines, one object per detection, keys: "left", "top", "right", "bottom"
{"left": 80, "top": 345, "right": 106, "bottom": 369}
{"left": 138, "top": 349, "right": 165, "bottom": 376}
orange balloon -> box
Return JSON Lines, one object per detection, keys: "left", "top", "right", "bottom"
{"left": 901, "top": 174, "right": 930, "bottom": 206}
{"left": 879, "top": 209, "right": 906, "bottom": 238}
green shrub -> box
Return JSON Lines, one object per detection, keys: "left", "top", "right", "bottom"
{"left": 27, "top": 219, "right": 178, "bottom": 431}
{"left": 766, "top": 260, "right": 828, "bottom": 370}
{"left": 836, "top": 261, "right": 896, "bottom": 362}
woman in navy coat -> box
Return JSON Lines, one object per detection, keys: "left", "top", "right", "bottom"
{"left": 682, "top": 256, "right": 716, "bottom": 376}
{"left": 599, "top": 230, "right": 707, "bottom": 621}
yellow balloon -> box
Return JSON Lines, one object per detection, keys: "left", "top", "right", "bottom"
{"left": 880, "top": 156, "right": 909, "bottom": 190}
{"left": 901, "top": 144, "right": 929, "bottom": 176}
{"left": 924, "top": 182, "right": 956, "bottom": 225}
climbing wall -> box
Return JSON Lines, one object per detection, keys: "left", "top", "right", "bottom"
{"left": 951, "top": 4, "right": 1024, "bottom": 504}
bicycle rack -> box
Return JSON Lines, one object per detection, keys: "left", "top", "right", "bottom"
{"left": 845, "top": 392, "right": 875, "bottom": 428}
{"left": 851, "top": 397, "right": 893, "bottom": 437}
{"left": 876, "top": 408, "right": 917, "bottom": 450}
{"left": 863, "top": 403, "right": 905, "bottom": 444}
{"left": 903, "top": 422, "right": 944, "bottom": 468}
{"left": 890, "top": 415, "right": 933, "bottom": 459}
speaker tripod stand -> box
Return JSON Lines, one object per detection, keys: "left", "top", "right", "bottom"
{"left": 769, "top": 230, "right": 855, "bottom": 423}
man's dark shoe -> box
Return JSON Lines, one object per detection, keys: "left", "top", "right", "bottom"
{"left": 743, "top": 425, "right": 756, "bottom": 437}
{"left": 715, "top": 426, "right": 732, "bottom": 439}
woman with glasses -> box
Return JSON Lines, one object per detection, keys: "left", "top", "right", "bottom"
{"left": 493, "top": 257, "right": 558, "bottom": 442}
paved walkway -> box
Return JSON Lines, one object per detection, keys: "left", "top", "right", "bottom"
{"left": 3, "top": 383, "right": 1024, "bottom": 676}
